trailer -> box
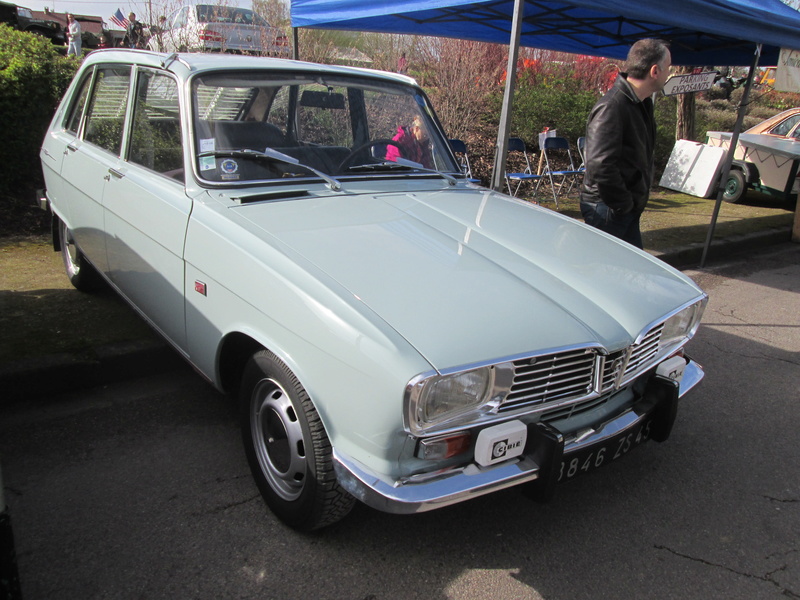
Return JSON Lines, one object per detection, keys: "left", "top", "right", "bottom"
{"left": 706, "top": 130, "right": 800, "bottom": 204}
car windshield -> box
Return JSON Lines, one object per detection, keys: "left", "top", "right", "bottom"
{"left": 191, "top": 71, "right": 460, "bottom": 185}
{"left": 196, "top": 5, "right": 268, "bottom": 26}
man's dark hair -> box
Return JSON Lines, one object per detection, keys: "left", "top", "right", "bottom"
{"left": 626, "top": 39, "right": 670, "bottom": 79}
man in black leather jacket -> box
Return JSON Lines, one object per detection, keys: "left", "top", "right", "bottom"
{"left": 580, "top": 39, "right": 671, "bottom": 248}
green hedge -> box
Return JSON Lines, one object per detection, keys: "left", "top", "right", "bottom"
{"left": 503, "top": 78, "right": 683, "bottom": 173}
{"left": 0, "top": 24, "right": 78, "bottom": 197}
{"left": 504, "top": 76, "right": 599, "bottom": 148}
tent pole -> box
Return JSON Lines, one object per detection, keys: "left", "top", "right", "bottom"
{"left": 292, "top": 27, "right": 299, "bottom": 60}
{"left": 700, "top": 43, "right": 761, "bottom": 268}
{"left": 490, "top": 0, "right": 525, "bottom": 192}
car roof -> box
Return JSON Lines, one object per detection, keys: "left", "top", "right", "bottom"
{"left": 745, "top": 107, "right": 800, "bottom": 134}
{"left": 79, "top": 49, "right": 418, "bottom": 87}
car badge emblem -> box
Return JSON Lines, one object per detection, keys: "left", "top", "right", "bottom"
{"left": 611, "top": 356, "right": 625, "bottom": 379}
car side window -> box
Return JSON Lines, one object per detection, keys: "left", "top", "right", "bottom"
{"left": 65, "top": 71, "right": 93, "bottom": 135}
{"left": 83, "top": 66, "right": 132, "bottom": 155}
{"left": 770, "top": 114, "right": 800, "bottom": 137}
{"left": 265, "top": 86, "right": 289, "bottom": 139}
{"left": 129, "top": 70, "right": 184, "bottom": 180}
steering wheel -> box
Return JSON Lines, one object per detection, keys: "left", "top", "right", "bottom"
{"left": 337, "top": 138, "right": 402, "bottom": 172}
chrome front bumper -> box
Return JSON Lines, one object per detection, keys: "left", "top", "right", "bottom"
{"left": 333, "top": 359, "right": 704, "bottom": 515}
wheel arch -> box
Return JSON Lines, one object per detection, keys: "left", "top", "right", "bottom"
{"left": 50, "top": 212, "right": 60, "bottom": 252}
{"left": 42, "top": 194, "right": 61, "bottom": 252}
{"left": 217, "top": 331, "right": 264, "bottom": 397}
{"left": 212, "top": 325, "right": 405, "bottom": 471}
{"left": 732, "top": 159, "right": 759, "bottom": 184}
{"left": 216, "top": 331, "right": 314, "bottom": 409}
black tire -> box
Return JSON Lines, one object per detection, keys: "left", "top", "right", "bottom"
{"left": 723, "top": 169, "right": 747, "bottom": 203}
{"left": 58, "top": 219, "right": 102, "bottom": 292}
{"left": 240, "top": 349, "right": 355, "bottom": 531}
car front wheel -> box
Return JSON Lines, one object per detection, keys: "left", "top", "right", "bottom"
{"left": 240, "top": 349, "right": 355, "bottom": 531}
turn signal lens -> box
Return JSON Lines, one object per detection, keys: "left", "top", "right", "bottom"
{"left": 417, "top": 432, "right": 472, "bottom": 460}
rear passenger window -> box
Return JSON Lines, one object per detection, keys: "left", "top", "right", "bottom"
{"left": 65, "top": 72, "right": 93, "bottom": 135}
{"left": 84, "top": 66, "right": 132, "bottom": 155}
{"left": 129, "top": 70, "right": 184, "bottom": 180}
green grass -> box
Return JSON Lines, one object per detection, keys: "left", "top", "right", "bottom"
{"left": 520, "top": 186, "right": 795, "bottom": 251}
{"left": 0, "top": 238, "right": 156, "bottom": 364}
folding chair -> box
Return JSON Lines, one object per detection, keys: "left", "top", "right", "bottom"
{"left": 540, "top": 136, "right": 583, "bottom": 209}
{"left": 448, "top": 138, "right": 480, "bottom": 183}
{"left": 576, "top": 136, "right": 586, "bottom": 171}
{"left": 504, "top": 137, "right": 543, "bottom": 198}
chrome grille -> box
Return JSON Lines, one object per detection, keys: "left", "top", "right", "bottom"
{"left": 497, "top": 322, "right": 666, "bottom": 417}
{"left": 500, "top": 349, "right": 596, "bottom": 412}
{"left": 624, "top": 323, "right": 663, "bottom": 378}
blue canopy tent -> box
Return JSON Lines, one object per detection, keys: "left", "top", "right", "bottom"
{"left": 291, "top": 0, "right": 800, "bottom": 264}
{"left": 291, "top": 0, "right": 800, "bottom": 66}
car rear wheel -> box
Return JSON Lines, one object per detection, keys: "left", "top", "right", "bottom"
{"left": 240, "top": 349, "right": 355, "bottom": 531}
{"left": 58, "top": 219, "right": 101, "bottom": 292}
{"left": 723, "top": 169, "right": 747, "bottom": 203}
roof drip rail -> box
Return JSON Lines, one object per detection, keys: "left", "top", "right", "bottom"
{"left": 161, "top": 53, "right": 191, "bottom": 71}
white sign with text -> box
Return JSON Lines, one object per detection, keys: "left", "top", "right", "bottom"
{"left": 662, "top": 72, "right": 717, "bottom": 96}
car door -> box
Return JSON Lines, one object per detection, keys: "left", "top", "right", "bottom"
{"left": 40, "top": 68, "right": 88, "bottom": 217}
{"left": 103, "top": 67, "right": 190, "bottom": 350}
{"left": 52, "top": 65, "right": 134, "bottom": 275}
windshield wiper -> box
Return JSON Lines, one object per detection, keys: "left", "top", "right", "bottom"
{"left": 346, "top": 160, "right": 457, "bottom": 186}
{"left": 198, "top": 148, "right": 344, "bottom": 192}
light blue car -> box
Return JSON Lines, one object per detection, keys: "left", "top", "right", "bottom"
{"left": 40, "top": 50, "right": 707, "bottom": 531}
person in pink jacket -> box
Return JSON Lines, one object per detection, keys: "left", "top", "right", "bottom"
{"left": 385, "top": 116, "right": 433, "bottom": 168}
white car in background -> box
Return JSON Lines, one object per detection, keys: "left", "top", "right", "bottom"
{"left": 151, "top": 4, "right": 290, "bottom": 56}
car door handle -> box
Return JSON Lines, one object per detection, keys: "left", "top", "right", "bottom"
{"left": 66, "top": 144, "right": 78, "bottom": 154}
{"left": 107, "top": 168, "right": 124, "bottom": 180}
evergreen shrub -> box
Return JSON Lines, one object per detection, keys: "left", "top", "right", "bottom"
{"left": 0, "top": 24, "right": 77, "bottom": 199}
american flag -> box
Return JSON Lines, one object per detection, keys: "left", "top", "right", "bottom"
{"left": 109, "top": 8, "right": 129, "bottom": 29}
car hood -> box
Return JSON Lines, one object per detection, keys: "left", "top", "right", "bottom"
{"left": 231, "top": 187, "right": 703, "bottom": 370}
